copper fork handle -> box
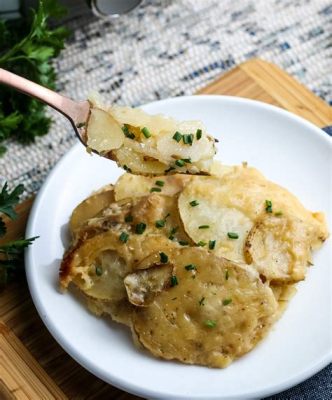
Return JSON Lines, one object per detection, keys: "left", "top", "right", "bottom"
{"left": 0, "top": 68, "right": 90, "bottom": 134}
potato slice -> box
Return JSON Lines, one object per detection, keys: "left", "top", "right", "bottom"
{"left": 129, "top": 247, "right": 278, "bottom": 368}
{"left": 86, "top": 104, "right": 217, "bottom": 175}
{"left": 70, "top": 186, "right": 115, "bottom": 234}
{"left": 114, "top": 173, "right": 192, "bottom": 201}
{"left": 111, "top": 146, "right": 167, "bottom": 175}
{"left": 86, "top": 108, "right": 124, "bottom": 153}
{"left": 178, "top": 177, "right": 253, "bottom": 262}
{"left": 244, "top": 214, "right": 321, "bottom": 282}
{"left": 60, "top": 225, "right": 180, "bottom": 324}
{"left": 178, "top": 167, "right": 328, "bottom": 282}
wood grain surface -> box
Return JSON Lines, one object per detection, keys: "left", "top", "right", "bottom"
{"left": 1, "top": 59, "right": 331, "bottom": 400}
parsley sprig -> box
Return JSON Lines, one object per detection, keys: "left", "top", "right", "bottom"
{"left": 0, "top": 182, "right": 38, "bottom": 288}
{"left": 0, "top": 0, "right": 69, "bottom": 153}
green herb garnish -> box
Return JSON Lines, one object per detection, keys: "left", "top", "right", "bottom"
{"left": 0, "top": 183, "right": 38, "bottom": 287}
{"left": 150, "top": 187, "right": 162, "bottom": 193}
{"left": 175, "top": 159, "right": 185, "bottom": 167}
{"left": 223, "top": 298, "right": 232, "bottom": 306}
{"left": 199, "top": 297, "right": 205, "bottom": 306}
{"left": 209, "top": 240, "right": 216, "bottom": 250}
{"left": 169, "top": 226, "right": 178, "bottom": 240}
{"left": 170, "top": 275, "right": 178, "bottom": 287}
{"left": 123, "top": 165, "right": 132, "bottom": 173}
{"left": 119, "top": 232, "right": 129, "bottom": 243}
{"left": 122, "top": 125, "right": 135, "bottom": 139}
{"left": 95, "top": 266, "right": 103, "bottom": 276}
{"left": 141, "top": 127, "right": 151, "bottom": 138}
{"left": 135, "top": 222, "right": 146, "bottom": 234}
{"left": 173, "top": 131, "right": 182, "bottom": 142}
{"left": 227, "top": 232, "right": 239, "bottom": 239}
{"left": 179, "top": 240, "right": 189, "bottom": 246}
{"left": 125, "top": 214, "right": 133, "bottom": 223}
{"left": 185, "top": 264, "right": 197, "bottom": 271}
{"left": 199, "top": 225, "right": 210, "bottom": 229}
{"left": 155, "top": 219, "right": 166, "bottom": 228}
{"left": 155, "top": 180, "right": 165, "bottom": 187}
{"left": 225, "top": 269, "right": 229, "bottom": 280}
{"left": 189, "top": 200, "right": 199, "bottom": 207}
{"left": 196, "top": 129, "right": 202, "bottom": 140}
{"left": 265, "top": 200, "right": 273, "bottom": 213}
{"left": 197, "top": 241, "right": 207, "bottom": 247}
{"left": 204, "top": 320, "right": 217, "bottom": 328}
{"left": 183, "top": 134, "right": 194, "bottom": 145}
{"left": 0, "top": 1, "right": 69, "bottom": 153}
{"left": 160, "top": 252, "right": 168, "bottom": 263}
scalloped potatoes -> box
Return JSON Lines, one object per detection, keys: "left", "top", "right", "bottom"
{"left": 60, "top": 161, "right": 328, "bottom": 368}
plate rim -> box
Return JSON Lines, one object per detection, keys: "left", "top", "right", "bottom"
{"left": 25, "top": 95, "right": 332, "bottom": 400}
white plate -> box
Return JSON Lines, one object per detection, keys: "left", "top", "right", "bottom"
{"left": 25, "top": 96, "right": 332, "bottom": 400}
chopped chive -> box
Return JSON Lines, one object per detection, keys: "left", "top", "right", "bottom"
{"left": 227, "top": 232, "right": 239, "bottom": 239}
{"left": 223, "top": 298, "right": 232, "bottom": 306}
{"left": 119, "top": 232, "right": 129, "bottom": 243}
{"left": 150, "top": 187, "right": 162, "bottom": 193}
{"left": 170, "top": 275, "right": 178, "bottom": 287}
{"left": 199, "top": 297, "right": 205, "bottom": 306}
{"left": 159, "top": 252, "right": 169, "bottom": 263}
{"left": 125, "top": 214, "right": 133, "bottom": 223}
{"left": 123, "top": 164, "right": 132, "bottom": 173}
{"left": 265, "top": 199, "right": 273, "bottom": 213}
{"left": 179, "top": 240, "right": 189, "bottom": 246}
{"left": 185, "top": 264, "right": 197, "bottom": 271}
{"left": 182, "top": 134, "right": 190, "bottom": 144}
{"left": 95, "top": 266, "right": 103, "bottom": 276}
{"left": 182, "top": 134, "right": 194, "bottom": 145}
{"left": 189, "top": 200, "right": 199, "bottom": 207}
{"left": 170, "top": 227, "right": 178, "bottom": 235}
{"left": 175, "top": 159, "right": 185, "bottom": 167}
{"left": 225, "top": 269, "right": 229, "bottom": 280}
{"left": 197, "top": 241, "right": 207, "bottom": 247}
{"left": 173, "top": 131, "right": 182, "bottom": 142}
{"left": 196, "top": 129, "right": 202, "bottom": 140}
{"left": 135, "top": 222, "right": 146, "bottom": 234}
{"left": 275, "top": 211, "right": 283, "bottom": 216}
{"left": 155, "top": 219, "right": 166, "bottom": 228}
{"left": 141, "top": 127, "right": 151, "bottom": 138}
{"left": 183, "top": 158, "right": 192, "bottom": 164}
{"left": 169, "top": 227, "right": 178, "bottom": 240}
{"left": 209, "top": 240, "right": 216, "bottom": 250}
{"left": 122, "top": 125, "right": 135, "bottom": 139}
{"left": 204, "top": 320, "right": 217, "bottom": 328}
{"left": 199, "top": 225, "right": 210, "bottom": 229}
{"left": 76, "top": 122, "right": 86, "bottom": 128}
{"left": 155, "top": 180, "right": 165, "bottom": 187}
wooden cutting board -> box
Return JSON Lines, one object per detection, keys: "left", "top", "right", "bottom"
{"left": 1, "top": 59, "right": 331, "bottom": 400}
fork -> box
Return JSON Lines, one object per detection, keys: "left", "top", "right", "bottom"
{"left": 0, "top": 68, "right": 90, "bottom": 147}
